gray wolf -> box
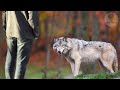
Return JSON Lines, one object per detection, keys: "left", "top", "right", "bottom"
{"left": 2, "top": 11, "right": 39, "bottom": 79}
{"left": 53, "top": 37, "right": 118, "bottom": 77}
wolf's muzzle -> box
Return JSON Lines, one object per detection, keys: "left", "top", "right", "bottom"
{"left": 58, "top": 51, "right": 62, "bottom": 54}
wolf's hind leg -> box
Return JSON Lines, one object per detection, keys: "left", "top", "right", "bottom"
{"left": 112, "top": 56, "right": 118, "bottom": 72}
{"left": 100, "top": 59, "right": 114, "bottom": 73}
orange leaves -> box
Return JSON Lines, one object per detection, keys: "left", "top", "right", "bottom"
{"left": 39, "top": 11, "right": 48, "bottom": 21}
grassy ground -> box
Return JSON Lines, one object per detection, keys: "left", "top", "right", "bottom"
{"left": 75, "top": 71, "right": 120, "bottom": 79}
{"left": 25, "top": 64, "right": 71, "bottom": 79}
{"left": 0, "top": 63, "right": 5, "bottom": 79}
{"left": 0, "top": 64, "right": 71, "bottom": 79}
{"left": 0, "top": 70, "right": 5, "bottom": 79}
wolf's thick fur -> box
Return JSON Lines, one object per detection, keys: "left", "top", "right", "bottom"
{"left": 53, "top": 37, "right": 118, "bottom": 76}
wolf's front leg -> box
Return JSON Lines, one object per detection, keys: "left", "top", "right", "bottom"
{"left": 69, "top": 61, "right": 75, "bottom": 75}
{"left": 74, "top": 59, "right": 81, "bottom": 77}
{"left": 70, "top": 51, "right": 81, "bottom": 77}
{"left": 66, "top": 58, "right": 75, "bottom": 75}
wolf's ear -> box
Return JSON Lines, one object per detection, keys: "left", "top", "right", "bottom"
{"left": 53, "top": 36, "right": 56, "bottom": 42}
{"left": 53, "top": 38, "right": 58, "bottom": 43}
{"left": 63, "top": 36, "right": 67, "bottom": 42}
{"left": 51, "top": 38, "right": 57, "bottom": 47}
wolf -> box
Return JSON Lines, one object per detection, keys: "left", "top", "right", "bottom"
{"left": 53, "top": 36, "right": 118, "bottom": 77}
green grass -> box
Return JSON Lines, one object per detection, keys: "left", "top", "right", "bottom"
{"left": 0, "top": 64, "right": 71, "bottom": 79}
{"left": 0, "top": 70, "right": 5, "bottom": 79}
{"left": 25, "top": 64, "right": 71, "bottom": 79}
{"left": 0, "top": 63, "right": 5, "bottom": 79}
{"left": 75, "top": 71, "right": 120, "bottom": 79}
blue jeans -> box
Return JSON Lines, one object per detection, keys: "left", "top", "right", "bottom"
{"left": 5, "top": 37, "right": 33, "bottom": 79}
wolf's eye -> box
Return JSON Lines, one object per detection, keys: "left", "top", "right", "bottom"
{"left": 65, "top": 45, "right": 68, "bottom": 47}
{"left": 54, "top": 45, "right": 58, "bottom": 47}
{"left": 62, "top": 45, "right": 68, "bottom": 47}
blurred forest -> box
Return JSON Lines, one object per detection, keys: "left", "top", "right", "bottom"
{"left": 0, "top": 11, "right": 120, "bottom": 79}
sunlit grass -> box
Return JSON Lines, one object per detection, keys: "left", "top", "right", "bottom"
{"left": 75, "top": 71, "right": 120, "bottom": 79}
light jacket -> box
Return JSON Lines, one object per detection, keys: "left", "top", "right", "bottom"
{"left": 2, "top": 11, "right": 40, "bottom": 40}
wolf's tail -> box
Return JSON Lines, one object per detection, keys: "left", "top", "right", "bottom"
{"left": 113, "top": 49, "right": 118, "bottom": 72}
{"left": 113, "top": 58, "right": 118, "bottom": 72}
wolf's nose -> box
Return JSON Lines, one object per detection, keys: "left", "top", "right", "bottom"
{"left": 58, "top": 51, "right": 62, "bottom": 54}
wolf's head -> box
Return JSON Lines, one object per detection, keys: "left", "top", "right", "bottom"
{"left": 53, "top": 36, "right": 72, "bottom": 55}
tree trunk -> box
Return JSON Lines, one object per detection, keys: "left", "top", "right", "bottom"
{"left": 80, "top": 11, "right": 89, "bottom": 40}
{"left": 43, "top": 17, "right": 49, "bottom": 79}
{"left": 0, "top": 11, "right": 3, "bottom": 61}
{"left": 116, "top": 11, "right": 120, "bottom": 69}
{"left": 72, "top": 11, "right": 79, "bottom": 38}
{"left": 65, "top": 11, "right": 71, "bottom": 36}
{"left": 92, "top": 11, "right": 99, "bottom": 40}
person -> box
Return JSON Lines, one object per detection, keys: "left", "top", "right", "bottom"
{"left": 2, "top": 11, "right": 40, "bottom": 79}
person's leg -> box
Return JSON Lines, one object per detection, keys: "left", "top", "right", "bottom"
{"left": 14, "top": 39, "right": 33, "bottom": 79}
{"left": 5, "top": 38, "right": 17, "bottom": 79}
